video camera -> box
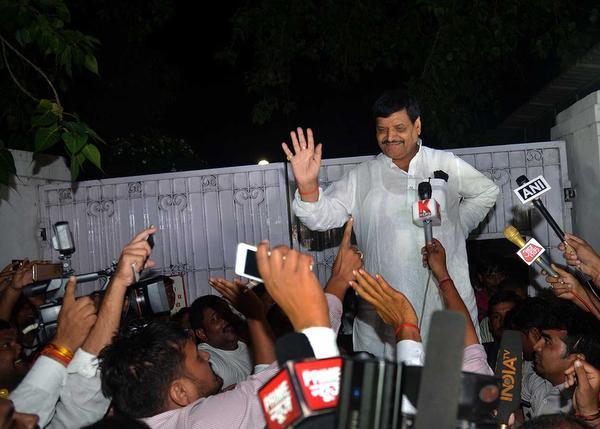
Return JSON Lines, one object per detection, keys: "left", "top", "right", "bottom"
{"left": 23, "top": 222, "right": 172, "bottom": 344}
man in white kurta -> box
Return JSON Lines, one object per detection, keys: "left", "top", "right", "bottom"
{"left": 282, "top": 91, "right": 499, "bottom": 359}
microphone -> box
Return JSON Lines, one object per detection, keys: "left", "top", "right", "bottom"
{"left": 503, "top": 226, "right": 559, "bottom": 278}
{"left": 259, "top": 333, "right": 341, "bottom": 429}
{"left": 494, "top": 330, "right": 523, "bottom": 429}
{"left": 515, "top": 175, "right": 565, "bottom": 242}
{"left": 413, "top": 181, "right": 441, "bottom": 245}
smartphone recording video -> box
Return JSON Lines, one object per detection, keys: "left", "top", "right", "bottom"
{"left": 235, "top": 243, "right": 263, "bottom": 283}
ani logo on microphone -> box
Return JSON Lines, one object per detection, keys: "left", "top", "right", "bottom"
{"left": 294, "top": 357, "right": 342, "bottom": 410}
{"left": 516, "top": 238, "right": 545, "bottom": 265}
{"left": 513, "top": 175, "right": 551, "bottom": 204}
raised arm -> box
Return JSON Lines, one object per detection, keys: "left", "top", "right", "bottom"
{"left": 281, "top": 127, "right": 322, "bottom": 203}
{"left": 422, "top": 239, "right": 479, "bottom": 346}
{"left": 560, "top": 233, "right": 600, "bottom": 287}
{"left": 545, "top": 264, "right": 600, "bottom": 320}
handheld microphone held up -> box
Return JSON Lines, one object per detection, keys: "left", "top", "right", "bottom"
{"left": 503, "top": 226, "right": 558, "bottom": 277}
{"left": 413, "top": 181, "right": 441, "bottom": 245}
{"left": 494, "top": 330, "right": 523, "bottom": 429}
{"left": 515, "top": 175, "right": 565, "bottom": 241}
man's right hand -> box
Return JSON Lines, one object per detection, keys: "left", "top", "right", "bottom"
{"left": 281, "top": 128, "right": 322, "bottom": 200}
{"left": 256, "top": 242, "right": 329, "bottom": 330}
{"left": 110, "top": 227, "right": 157, "bottom": 289}
{"left": 53, "top": 277, "right": 97, "bottom": 353}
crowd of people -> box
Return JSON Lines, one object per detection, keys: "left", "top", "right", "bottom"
{"left": 0, "top": 91, "right": 599, "bottom": 428}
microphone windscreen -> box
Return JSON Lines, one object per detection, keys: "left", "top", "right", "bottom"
{"left": 516, "top": 175, "right": 529, "bottom": 186}
{"left": 417, "top": 181, "right": 432, "bottom": 199}
{"left": 494, "top": 330, "right": 523, "bottom": 425}
{"left": 276, "top": 332, "right": 315, "bottom": 365}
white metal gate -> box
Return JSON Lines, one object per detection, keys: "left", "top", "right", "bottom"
{"left": 39, "top": 164, "right": 291, "bottom": 301}
{"left": 39, "top": 140, "right": 571, "bottom": 299}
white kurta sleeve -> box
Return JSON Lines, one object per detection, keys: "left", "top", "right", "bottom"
{"left": 454, "top": 156, "right": 499, "bottom": 235}
{"left": 292, "top": 169, "right": 357, "bottom": 231}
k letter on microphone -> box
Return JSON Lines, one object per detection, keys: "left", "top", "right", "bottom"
{"left": 413, "top": 181, "right": 441, "bottom": 245}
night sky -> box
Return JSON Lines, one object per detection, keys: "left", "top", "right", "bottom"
{"left": 55, "top": 1, "right": 600, "bottom": 179}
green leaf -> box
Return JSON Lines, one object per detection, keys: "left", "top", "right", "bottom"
{"left": 0, "top": 148, "right": 17, "bottom": 186}
{"left": 63, "top": 120, "right": 87, "bottom": 135}
{"left": 83, "top": 54, "right": 98, "bottom": 75}
{"left": 81, "top": 143, "right": 101, "bottom": 170}
{"left": 31, "top": 109, "right": 58, "bottom": 128}
{"left": 70, "top": 153, "right": 85, "bottom": 180}
{"left": 34, "top": 125, "right": 61, "bottom": 151}
{"left": 62, "top": 131, "right": 88, "bottom": 154}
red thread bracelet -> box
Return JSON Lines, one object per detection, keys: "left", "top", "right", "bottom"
{"left": 437, "top": 277, "right": 453, "bottom": 288}
{"left": 395, "top": 323, "right": 420, "bottom": 337}
{"left": 298, "top": 184, "right": 319, "bottom": 196}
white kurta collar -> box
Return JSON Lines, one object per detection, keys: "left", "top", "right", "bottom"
{"left": 377, "top": 139, "right": 424, "bottom": 175}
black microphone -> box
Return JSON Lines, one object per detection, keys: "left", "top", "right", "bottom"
{"left": 516, "top": 175, "right": 565, "bottom": 241}
{"left": 494, "top": 330, "right": 523, "bottom": 428}
{"left": 276, "top": 332, "right": 315, "bottom": 364}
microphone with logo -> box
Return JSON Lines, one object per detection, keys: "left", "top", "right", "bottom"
{"left": 515, "top": 175, "right": 600, "bottom": 300}
{"left": 258, "top": 332, "right": 341, "bottom": 429}
{"left": 503, "top": 225, "right": 559, "bottom": 278}
{"left": 413, "top": 181, "right": 441, "bottom": 245}
{"left": 494, "top": 330, "right": 523, "bottom": 429}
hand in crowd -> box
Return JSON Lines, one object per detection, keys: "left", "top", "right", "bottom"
{"left": 421, "top": 238, "right": 449, "bottom": 281}
{"left": 560, "top": 233, "right": 600, "bottom": 285}
{"left": 110, "top": 227, "right": 157, "bottom": 288}
{"left": 208, "top": 277, "right": 264, "bottom": 320}
{"left": 256, "top": 242, "right": 329, "bottom": 330}
{"left": 0, "top": 399, "right": 38, "bottom": 429}
{"left": 281, "top": 128, "right": 322, "bottom": 197}
{"left": 350, "top": 269, "right": 418, "bottom": 329}
{"left": 326, "top": 218, "right": 363, "bottom": 300}
{"left": 53, "top": 277, "right": 97, "bottom": 353}
{"left": 564, "top": 360, "right": 600, "bottom": 418}
{"left": 8, "top": 262, "right": 33, "bottom": 292}
{"left": 545, "top": 264, "right": 586, "bottom": 303}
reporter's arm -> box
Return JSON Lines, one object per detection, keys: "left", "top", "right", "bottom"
{"left": 0, "top": 261, "right": 33, "bottom": 322}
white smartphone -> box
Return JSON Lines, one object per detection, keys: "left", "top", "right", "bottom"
{"left": 235, "top": 243, "right": 263, "bottom": 283}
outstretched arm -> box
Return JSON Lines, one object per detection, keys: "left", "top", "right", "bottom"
{"left": 422, "top": 239, "right": 479, "bottom": 346}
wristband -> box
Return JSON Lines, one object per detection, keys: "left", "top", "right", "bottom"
{"left": 395, "top": 323, "right": 420, "bottom": 337}
{"left": 41, "top": 346, "right": 72, "bottom": 367}
{"left": 48, "top": 343, "right": 74, "bottom": 360}
{"left": 576, "top": 411, "right": 600, "bottom": 421}
{"left": 437, "top": 278, "right": 453, "bottom": 288}
{"left": 298, "top": 184, "right": 319, "bottom": 197}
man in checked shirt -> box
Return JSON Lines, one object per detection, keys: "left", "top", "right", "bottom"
{"left": 99, "top": 242, "right": 342, "bottom": 429}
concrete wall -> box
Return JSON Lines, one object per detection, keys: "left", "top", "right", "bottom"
{"left": 0, "top": 150, "right": 70, "bottom": 265}
{"left": 551, "top": 91, "right": 600, "bottom": 250}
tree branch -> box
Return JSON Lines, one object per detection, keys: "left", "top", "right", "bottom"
{"left": 0, "top": 33, "right": 62, "bottom": 108}
{"left": 1, "top": 40, "right": 37, "bottom": 102}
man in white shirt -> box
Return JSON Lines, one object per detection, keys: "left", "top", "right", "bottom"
{"left": 189, "top": 293, "right": 254, "bottom": 388}
{"left": 282, "top": 90, "right": 499, "bottom": 358}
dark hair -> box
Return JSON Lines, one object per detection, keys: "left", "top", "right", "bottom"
{"left": 83, "top": 415, "right": 151, "bottom": 429}
{"left": 99, "top": 321, "right": 189, "bottom": 419}
{"left": 189, "top": 295, "right": 227, "bottom": 330}
{"left": 372, "top": 90, "right": 420, "bottom": 123}
{"left": 171, "top": 307, "right": 190, "bottom": 324}
{"left": 522, "top": 413, "right": 588, "bottom": 428}
{"left": 488, "top": 290, "right": 522, "bottom": 310}
{"left": 506, "top": 297, "right": 554, "bottom": 332}
{"left": 540, "top": 300, "right": 600, "bottom": 367}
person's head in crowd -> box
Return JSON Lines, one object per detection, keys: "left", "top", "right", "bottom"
{"left": 475, "top": 255, "right": 507, "bottom": 293}
{"left": 497, "top": 277, "right": 527, "bottom": 299}
{"left": 533, "top": 300, "right": 600, "bottom": 386}
{"left": 372, "top": 90, "right": 422, "bottom": 168}
{"left": 99, "top": 321, "right": 223, "bottom": 419}
{"left": 488, "top": 290, "right": 522, "bottom": 341}
{"left": 171, "top": 307, "right": 193, "bottom": 338}
{"left": 0, "top": 320, "right": 27, "bottom": 390}
{"left": 163, "top": 277, "right": 176, "bottom": 310}
{"left": 190, "top": 295, "right": 239, "bottom": 350}
{"left": 506, "top": 296, "right": 555, "bottom": 360}
{"left": 520, "top": 413, "right": 589, "bottom": 428}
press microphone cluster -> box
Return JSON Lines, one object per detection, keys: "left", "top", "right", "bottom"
{"left": 413, "top": 181, "right": 441, "bottom": 245}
